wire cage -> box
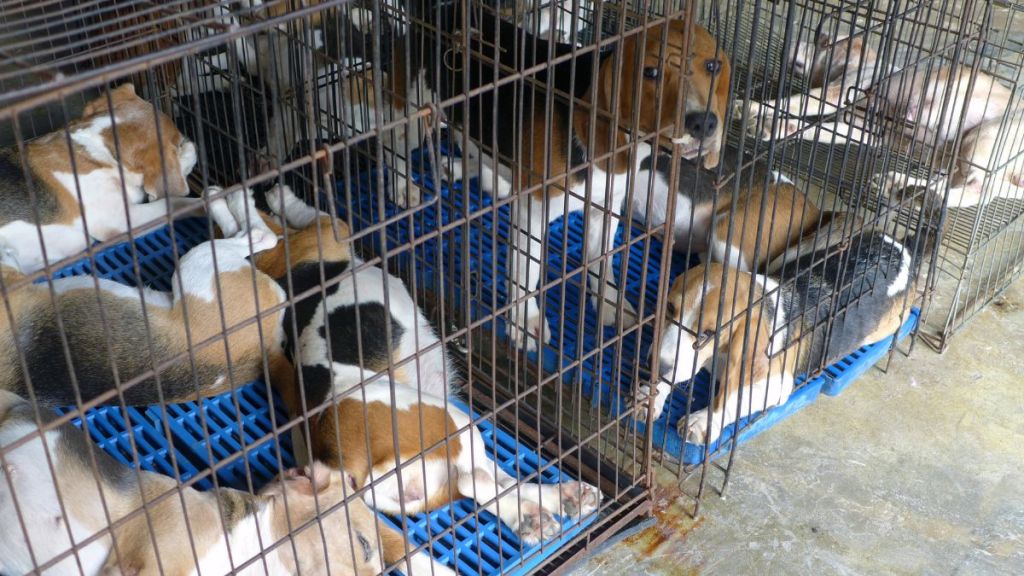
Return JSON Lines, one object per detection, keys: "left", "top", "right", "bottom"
{"left": 0, "top": 0, "right": 988, "bottom": 574}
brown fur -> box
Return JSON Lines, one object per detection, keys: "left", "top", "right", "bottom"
{"left": 712, "top": 183, "right": 821, "bottom": 271}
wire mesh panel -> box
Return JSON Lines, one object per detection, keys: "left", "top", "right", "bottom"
{"left": 0, "top": 0, "right": 997, "bottom": 573}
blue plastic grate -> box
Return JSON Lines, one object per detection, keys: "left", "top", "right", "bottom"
{"left": 46, "top": 209, "right": 595, "bottom": 575}
{"left": 344, "top": 145, "right": 920, "bottom": 466}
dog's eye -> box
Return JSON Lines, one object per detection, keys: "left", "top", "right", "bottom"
{"left": 666, "top": 301, "right": 677, "bottom": 316}
{"left": 643, "top": 66, "right": 660, "bottom": 79}
{"left": 700, "top": 329, "right": 715, "bottom": 339}
{"left": 704, "top": 59, "right": 721, "bottom": 75}
{"left": 357, "top": 533, "right": 372, "bottom": 562}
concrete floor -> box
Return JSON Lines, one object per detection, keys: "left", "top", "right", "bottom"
{"left": 570, "top": 279, "right": 1024, "bottom": 575}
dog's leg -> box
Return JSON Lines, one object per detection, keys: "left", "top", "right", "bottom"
{"left": 263, "top": 183, "right": 319, "bottom": 229}
{"left": 744, "top": 83, "right": 848, "bottom": 140}
{"left": 679, "top": 372, "right": 794, "bottom": 445}
{"left": 454, "top": 426, "right": 561, "bottom": 545}
{"left": 506, "top": 194, "right": 556, "bottom": 351}
{"left": 585, "top": 208, "right": 638, "bottom": 328}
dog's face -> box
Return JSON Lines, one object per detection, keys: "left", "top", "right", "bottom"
{"left": 80, "top": 83, "right": 197, "bottom": 199}
{"left": 788, "top": 33, "right": 831, "bottom": 82}
{"left": 264, "top": 463, "right": 383, "bottom": 576}
{"left": 607, "top": 19, "right": 730, "bottom": 169}
{"left": 656, "top": 263, "right": 771, "bottom": 386}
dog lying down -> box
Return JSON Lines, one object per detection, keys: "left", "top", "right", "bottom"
{"left": 0, "top": 389, "right": 442, "bottom": 576}
{"left": 207, "top": 185, "right": 603, "bottom": 549}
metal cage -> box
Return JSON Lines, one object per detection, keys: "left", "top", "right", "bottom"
{"left": 0, "top": 0, "right": 1000, "bottom": 574}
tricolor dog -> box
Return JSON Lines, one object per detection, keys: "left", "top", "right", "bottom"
{"left": 381, "top": 5, "right": 730, "bottom": 349}
{"left": 640, "top": 202, "right": 938, "bottom": 443}
{"left": 0, "top": 390, "right": 414, "bottom": 576}
{"left": 0, "top": 83, "right": 198, "bottom": 274}
{"left": 210, "top": 186, "right": 602, "bottom": 550}
{"left": 0, "top": 186, "right": 286, "bottom": 408}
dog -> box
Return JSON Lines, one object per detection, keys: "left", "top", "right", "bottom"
{"left": 0, "top": 186, "right": 286, "bottom": 408}
{"left": 744, "top": 29, "right": 881, "bottom": 142}
{"left": 0, "top": 389, "right": 439, "bottom": 576}
{"left": 639, "top": 194, "right": 939, "bottom": 443}
{"left": 0, "top": 83, "right": 199, "bottom": 274}
{"left": 744, "top": 27, "right": 1011, "bottom": 149}
{"left": 631, "top": 147, "right": 814, "bottom": 271}
{"left": 208, "top": 185, "right": 603, "bottom": 550}
{"left": 881, "top": 111, "right": 1024, "bottom": 208}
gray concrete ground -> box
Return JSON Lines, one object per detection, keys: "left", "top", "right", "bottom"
{"left": 570, "top": 279, "right": 1024, "bottom": 575}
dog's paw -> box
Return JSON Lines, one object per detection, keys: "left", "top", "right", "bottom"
{"left": 678, "top": 409, "right": 724, "bottom": 446}
{"left": 634, "top": 381, "right": 669, "bottom": 424}
{"left": 506, "top": 299, "right": 550, "bottom": 352}
{"left": 240, "top": 227, "right": 279, "bottom": 253}
{"left": 554, "top": 481, "right": 602, "bottom": 518}
{"left": 388, "top": 176, "right": 422, "bottom": 208}
{"left": 514, "top": 500, "right": 561, "bottom": 545}
{"left": 744, "top": 101, "right": 803, "bottom": 140}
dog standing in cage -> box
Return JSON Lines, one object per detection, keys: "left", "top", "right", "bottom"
{"left": 643, "top": 191, "right": 942, "bottom": 444}
{"left": 0, "top": 184, "right": 288, "bottom": 408}
{"left": 369, "top": 3, "right": 731, "bottom": 350}
{"left": 0, "top": 84, "right": 199, "bottom": 274}
{"left": 0, "top": 390, "right": 399, "bottom": 575}
{"left": 208, "top": 184, "right": 602, "bottom": 552}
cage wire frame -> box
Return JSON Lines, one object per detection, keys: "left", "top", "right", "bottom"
{"left": 0, "top": 0, "right": 1012, "bottom": 573}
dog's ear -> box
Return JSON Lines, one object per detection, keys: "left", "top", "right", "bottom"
{"left": 110, "top": 83, "right": 138, "bottom": 102}
{"left": 716, "top": 308, "right": 772, "bottom": 414}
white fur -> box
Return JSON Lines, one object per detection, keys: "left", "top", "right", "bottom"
{"left": 356, "top": 381, "right": 602, "bottom": 545}
{"left": 680, "top": 372, "right": 795, "bottom": 444}
{"left": 0, "top": 422, "right": 111, "bottom": 576}
{"left": 187, "top": 506, "right": 292, "bottom": 576}
{"left": 297, "top": 259, "right": 453, "bottom": 399}
{"left": 753, "top": 273, "right": 788, "bottom": 356}
{"left": 709, "top": 237, "right": 750, "bottom": 272}
{"left": 883, "top": 234, "right": 912, "bottom": 297}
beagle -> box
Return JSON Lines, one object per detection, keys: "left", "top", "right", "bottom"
{"left": 0, "top": 83, "right": 199, "bottom": 274}
{"left": 881, "top": 112, "right": 1024, "bottom": 208}
{"left": 0, "top": 389, "right": 435, "bottom": 576}
{"left": 744, "top": 30, "right": 880, "bottom": 141}
{"left": 641, "top": 210, "right": 935, "bottom": 444}
{"left": 210, "top": 186, "right": 602, "bottom": 548}
{"left": 744, "top": 28, "right": 1011, "bottom": 151}
{"left": 0, "top": 186, "right": 286, "bottom": 408}
{"left": 630, "top": 146, "right": 811, "bottom": 272}
{"left": 380, "top": 5, "right": 730, "bottom": 350}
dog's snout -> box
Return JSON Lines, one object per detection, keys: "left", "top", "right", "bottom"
{"left": 684, "top": 112, "right": 718, "bottom": 139}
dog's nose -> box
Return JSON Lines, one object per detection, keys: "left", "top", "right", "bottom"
{"left": 684, "top": 112, "right": 718, "bottom": 139}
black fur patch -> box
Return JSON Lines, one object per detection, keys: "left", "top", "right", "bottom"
{"left": 317, "top": 303, "right": 404, "bottom": 371}
{"left": 53, "top": 407, "right": 134, "bottom": 490}
{"left": 278, "top": 260, "right": 351, "bottom": 355}
{"left": 299, "top": 364, "right": 333, "bottom": 409}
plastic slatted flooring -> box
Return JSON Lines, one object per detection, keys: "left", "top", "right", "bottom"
{"left": 45, "top": 218, "right": 593, "bottom": 575}
{"left": 346, "top": 149, "right": 919, "bottom": 466}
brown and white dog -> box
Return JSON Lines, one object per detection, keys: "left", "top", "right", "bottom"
{"left": 706, "top": 182, "right": 822, "bottom": 273}
{"left": 639, "top": 206, "right": 935, "bottom": 443}
{"left": 0, "top": 186, "right": 286, "bottom": 408}
{"left": 0, "top": 83, "right": 199, "bottom": 274}
{"left": 0, "top": 389, "right": 414, "bottom": 576}
{"left": 209, "top": 186, "right": 602, "bottom": 552}
{"left": 391, "top": 6, "right": 731, "bottom": 350}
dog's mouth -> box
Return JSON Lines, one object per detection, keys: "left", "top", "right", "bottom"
{"left": 664, "top": 134, "right": 718, "bottom": 160}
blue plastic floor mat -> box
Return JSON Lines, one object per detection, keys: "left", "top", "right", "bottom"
{"left": 45, "top": 215, "right": 594, "bottom": 575}
{"left": 345, "top": 147, "right": 921, "bottom": 466}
